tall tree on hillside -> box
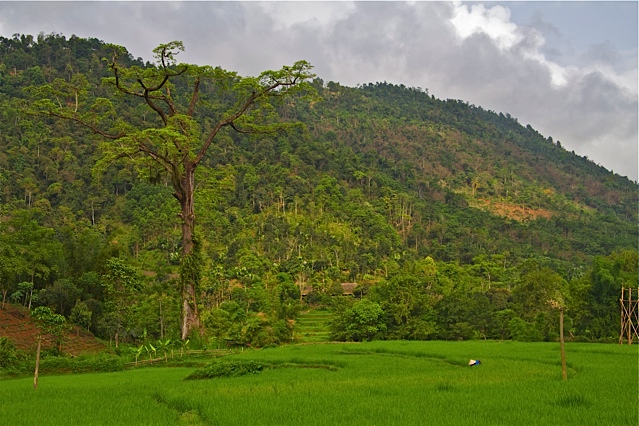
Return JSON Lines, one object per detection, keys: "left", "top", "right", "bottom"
{"left": 29, "top": 41, "right": 316, "bottom": 339}
{"left": 101, "top": 257, "right": 142, "bottom": 347}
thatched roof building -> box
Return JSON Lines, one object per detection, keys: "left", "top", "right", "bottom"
{"left": 340, "top": 283, "right": 357, "bottom": 295}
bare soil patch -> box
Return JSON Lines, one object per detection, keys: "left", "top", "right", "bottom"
{"left": 0, "top": 304, "right": 105, "bottom": 355}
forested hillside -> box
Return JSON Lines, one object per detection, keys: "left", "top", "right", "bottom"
{"left": 0, "top": 34, "right": 636, "bottom": 350}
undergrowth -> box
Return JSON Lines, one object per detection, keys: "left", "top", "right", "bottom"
{"left": 185, "top": 358, "right": 341, "bottom": 380}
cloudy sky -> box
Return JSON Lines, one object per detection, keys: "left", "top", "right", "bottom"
{"left": 1, "top": 1, "right": 637, "bottom": 181}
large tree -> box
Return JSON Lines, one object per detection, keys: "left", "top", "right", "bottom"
{"left": 30, "top": 41, "right": 316, "bottom": 338}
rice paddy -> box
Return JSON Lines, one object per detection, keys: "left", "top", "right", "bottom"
{"left": 0, "top": 341, "right": 636, "bottom": 425}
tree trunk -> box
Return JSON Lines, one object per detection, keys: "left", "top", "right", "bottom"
{"left": 34, "top": 336, "right": 41, "bottom": 390}
{"left": 178, "top": 164, "right": 200, "bottom": 340}
{"left": 181, "top": 287, "right": 199, "bottom": 340}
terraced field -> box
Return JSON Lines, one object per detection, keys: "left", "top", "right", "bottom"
{"left": 295, "top": 309, "right": 333, "bottom": 343}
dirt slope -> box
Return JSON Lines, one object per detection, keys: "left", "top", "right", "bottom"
{"left": 0, "top": 304, "right": 105, "bottom": 356}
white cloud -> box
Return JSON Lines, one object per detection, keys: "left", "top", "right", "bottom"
{"left": 450, "top": 1, "right": 571, "bottom": 86}
{"left": 444, "top": 1, "right": 636, "bottom": 180}
{"left": 450, "top": 1, "right": 522, "bottom": 50}
{"left": 258, "top": 1, "right": 356, "bottom": 30}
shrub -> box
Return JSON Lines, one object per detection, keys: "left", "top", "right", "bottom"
{"left": 39, "top": 353, "right": 125, "bottom": 374}
{"left": 508, "top": 317, "right": 543, "bottom": 342}
{"left": 185, "top": 360, "right": 267, "bottom": 380}
{"left": 0, "top": 337, "right": 19, "bottom": 368}
{"left": 330, "top": 298, "right": 386, "bottom": 342}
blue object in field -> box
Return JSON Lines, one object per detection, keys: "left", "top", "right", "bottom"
{"left": 468, "top": 359, "right": 481, "bottom": 366}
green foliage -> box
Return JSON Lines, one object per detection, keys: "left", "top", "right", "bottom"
{"left": 371, "top": 273, "right": 437, "bottom": 339}
{"left": 180, "top": 236, "right": 203, "bottom": 293}
{"left": 512, "top": 266, "right": 567, "bottom": 320}
{"left": 508, "top": 317, "right": 543, "bottom": 342}
{"left": 37, "top": 352, "right": 125, "bottom": 374}
{"left": 69, "top": 299, "right": 92, "bottom": 330}
{"left": 31, "top": 306, "right": 67, "bottom": 335}
{"left": 330, "top": 298, "right": 386, "bottom": 341}
{"left": 100, "top": 257, "right": 143, "bottom": 344}
{"left": 0, "top": 34, "right": 636, "bottom": 346}
{"left": 38, "top": 279, "right": 81, "bottom": 316}
{"left": 185, "top": 356, "right": 340, "bottom": 380}
{"left": 185, "top": 360, "right": 267, "bottom": 379}
{"left": 156, "top": 339, "right": 171, "bottom": 361}
{"left": 31, "top": 305, "right": 67, "bottom": 357}
{"left": 0, "top": 337, "right": 19, "bottom": 369}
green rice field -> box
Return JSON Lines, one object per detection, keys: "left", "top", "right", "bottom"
{"left": 0, "top": 341, "right": 636, "bottom": 425}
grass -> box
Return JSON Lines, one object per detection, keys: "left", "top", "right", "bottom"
{"left": 0, "top": 341, "right": 636, "bottom": 425}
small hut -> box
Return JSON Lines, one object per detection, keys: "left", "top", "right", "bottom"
{"left": 340, "top": 283, "right": 358, "bottom": 296}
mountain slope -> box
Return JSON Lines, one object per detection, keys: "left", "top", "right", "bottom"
{"left": 0, "top": 33, "right": 636, "bottom": 270}
{"left": 0, "top": 34, "right": 635, "bottom": 344}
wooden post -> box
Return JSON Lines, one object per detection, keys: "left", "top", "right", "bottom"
{"left": 560, "top": 307, "right": 567, "bottom": 381}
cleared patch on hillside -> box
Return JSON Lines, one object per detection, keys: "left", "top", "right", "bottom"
{"left": 0, "top": 304, "right": 105, "bottom": 355}
{"left": 469, "top": 198, "right": 554, "bottom": 222}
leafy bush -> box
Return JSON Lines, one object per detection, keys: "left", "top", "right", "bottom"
{"left": 508, "top": 317, "right": 543, "bottom": 342}
{"left": 330, "top": 298, "right": 386, "bottom": 342}
{"left": 185, "top": 360, "right": 268, "bottom": 379}
{"left": 0, "top": 337, "right": 19, "bottom": 368}
{"left": 185, "top": 357, "right": 341, "bottom": 380}
{"left": 39, "top": 353, "right": 126, "bottom": 374}
{"left": 0, "top": 337, "right": 29, "bottom": 377}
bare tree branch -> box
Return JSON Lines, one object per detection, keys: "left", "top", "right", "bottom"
{"left": 141, "top": 86, "right": 168, "bottom": 126}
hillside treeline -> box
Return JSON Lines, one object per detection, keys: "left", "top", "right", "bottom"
{"left": 0, "top": 33, "right": 636, "bottom": 348}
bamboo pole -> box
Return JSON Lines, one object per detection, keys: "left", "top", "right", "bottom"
{"left": 560, "top": 307, "right": 567, "bottom": 381}
{"left": 626, "top": 287, "right": 632, "bottom": 345}
{"left": 619, "top": 287, "right": 625, "bottom": 345}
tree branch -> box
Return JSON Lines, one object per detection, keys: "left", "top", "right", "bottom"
{"left": 138, "top": 140, "right": 175, "bottom": 174}
{"left": 142, "top": 87, "right": 168, "bottom": 126}
{"left": 194, "top": 78, "right": 297, "bottom": 166}
{"left": 46, "top": 110, "right": 125, "bottom": 140}
{"left": 228, "top": 121, "right": 282, "bottom": 135}
{"left": 111, "top": 50, "right": 187, "bottom": 125}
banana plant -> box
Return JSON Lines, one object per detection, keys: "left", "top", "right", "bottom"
{"left": 178, "top": 339, "right": 190, "bottom": 357}
{"left": 134, "top": 345, "right": 144, "bottom": 366}
{"left": 156, "top": 339, "right": 171, "bottom": 362}
{"left": 169, "top": 339, "right": 176, "bottom": 359}
{"left": 145, "top": 343, "right": 156, "bottom": 361}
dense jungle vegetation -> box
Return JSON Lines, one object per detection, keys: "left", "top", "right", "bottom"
{"left": 0, "top": 34, "right": 636, "bottom": 354}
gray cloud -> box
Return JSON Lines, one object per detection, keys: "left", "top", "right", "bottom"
{"left": 0, "top": 1, "right": 636, "bottom": 180}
